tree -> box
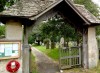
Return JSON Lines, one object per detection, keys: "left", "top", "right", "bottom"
{"left": 0, "top": 0, "right": 6, "bottom": 12}
{"left": 0, "top": 0, "right": 16, "bottom": 12}
{"left": 96, "top": 26, "right": 100, "bottom": 38}
{"left": 0, "top": 25, "right": 5, "bottom": 37}
{"left": 39, "top": 16, "right": 81, "bottom": 48}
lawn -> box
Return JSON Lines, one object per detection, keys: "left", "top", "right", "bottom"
{"left": 31, "top": 53, "right": 38, "bottom": 73}
{"left": 34, "top": 45, "right": 59, "bottom": 61}
{"left": 34, "top": 45, "right": 100, "bottom": 73}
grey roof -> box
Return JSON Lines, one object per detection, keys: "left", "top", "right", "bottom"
{"left": 0, "top": 0, "right": 100, "bottom": 24}
{"left": 0, "top": 0, "right": 57, "bottom": 16}
{"left": 74, "top": 4, "right": 100, "bottom": 23}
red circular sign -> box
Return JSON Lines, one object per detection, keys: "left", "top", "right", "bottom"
{"left": 6, "top": 60, "right": 20, "bottom": 73}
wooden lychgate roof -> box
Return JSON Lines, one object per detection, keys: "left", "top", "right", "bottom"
{"left": 0, "top": 0, "right": 100, "bottom": 27}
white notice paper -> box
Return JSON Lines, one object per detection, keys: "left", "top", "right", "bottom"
{"left": 12, "top": 53, "right": 18, "bottom": 56}
{"left": 5, "top": 44, "right": 12, "bottom": 48}
{"left": 15, "top": 51, "right": 18, "bottom": 55}
{"left": 5, "top": 48, "right": 12, "bottom": 56}
{"left": 0, "top": 44, "right": 4, "bottom": 53}
{"left": 13, "top": 44, "right": 18, "bottom": 50}
{"left": 12, "top": 51, "right": 18, "bottom": 56}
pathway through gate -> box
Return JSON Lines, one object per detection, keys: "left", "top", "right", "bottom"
{"left": 31, "top": 47, "right": 59, "bottom": 73}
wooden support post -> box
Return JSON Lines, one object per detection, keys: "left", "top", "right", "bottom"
{"left": 29, "top": 46, "right": 32, "bottom": 73}
{"left": 22, "top": 45, "right": 30, "bottom": 73}
{"left": 83, "top": 29, "right": 88, "bottom": 68}
{"left": 22, "top": 25, "right": 30, "bottom": 73}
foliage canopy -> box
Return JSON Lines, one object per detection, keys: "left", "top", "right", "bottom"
{"left": 0, "top": 0, "right": 16, "bottom": 12}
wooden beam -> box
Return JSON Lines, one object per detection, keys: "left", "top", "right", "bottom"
{"left": 82, "top": 29, "right": 88, "bottom": 68}
{"left": 29, "top": 0, "right": 63, "bottom": 20}
{"left": 33, "top": 9, "right": 58, "bottom": 26}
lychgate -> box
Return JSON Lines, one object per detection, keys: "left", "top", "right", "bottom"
{"left": 0, "top": 0, "right": 100, "bottom": 73}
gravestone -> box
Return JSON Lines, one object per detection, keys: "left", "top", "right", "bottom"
{"left": 60, "top": 37, "right": 64, "bottom": 48}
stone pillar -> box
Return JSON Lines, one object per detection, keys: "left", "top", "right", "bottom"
{"left": 83, "top": 27, "right": 99, "bottom": 69}
{"left": 88, "top": 27, "right": 99, "bottom": 68}
{"left": 6, "top": 20, "right": 22, "bottom": 40}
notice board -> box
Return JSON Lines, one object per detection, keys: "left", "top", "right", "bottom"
{"left": 0, "top": 41, "right": 21, "bottom": 60}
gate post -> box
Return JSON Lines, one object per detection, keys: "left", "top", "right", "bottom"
{"left": 22, "top": 45, "right": 30, "bottom": 73}
{"left": 87, "top": 27, "right": 99, "bottom": 68}
{"left": 83, "top": 29, "right": 88, "bottom": 68}
{"left": 83, "top": 27, "right": 99, "bottom": 69}
{"left": 22, "top": 25, "right": 30, "bottom": 73}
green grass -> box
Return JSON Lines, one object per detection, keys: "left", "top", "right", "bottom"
{"left": 31, "top": 53, "right": 38, "bottom": 73}
{"left": 34, "top": 45, "right": 59, "bottom": 61}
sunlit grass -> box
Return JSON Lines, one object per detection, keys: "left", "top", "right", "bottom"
{"left": 34, "top": 45, "right": 59, "bottom": 61}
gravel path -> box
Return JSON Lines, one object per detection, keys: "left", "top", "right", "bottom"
{"left": 31, "top": 47, "right": 60, "bottom": 73}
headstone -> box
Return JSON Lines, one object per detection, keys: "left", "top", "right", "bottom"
{"left": 60, "top": 37, "right": 64, "bottom": 48}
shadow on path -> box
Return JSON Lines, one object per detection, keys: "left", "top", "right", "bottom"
{"left": 31, "top": 47, "right": 60, "bottom": 73}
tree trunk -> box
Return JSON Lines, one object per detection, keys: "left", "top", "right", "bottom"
{"left": 37, "top": 40, "right": 40, "bottom": 45}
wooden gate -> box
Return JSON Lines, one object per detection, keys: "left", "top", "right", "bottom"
{"left": 59, "top": 46, "right": 82, "bottom": 69}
